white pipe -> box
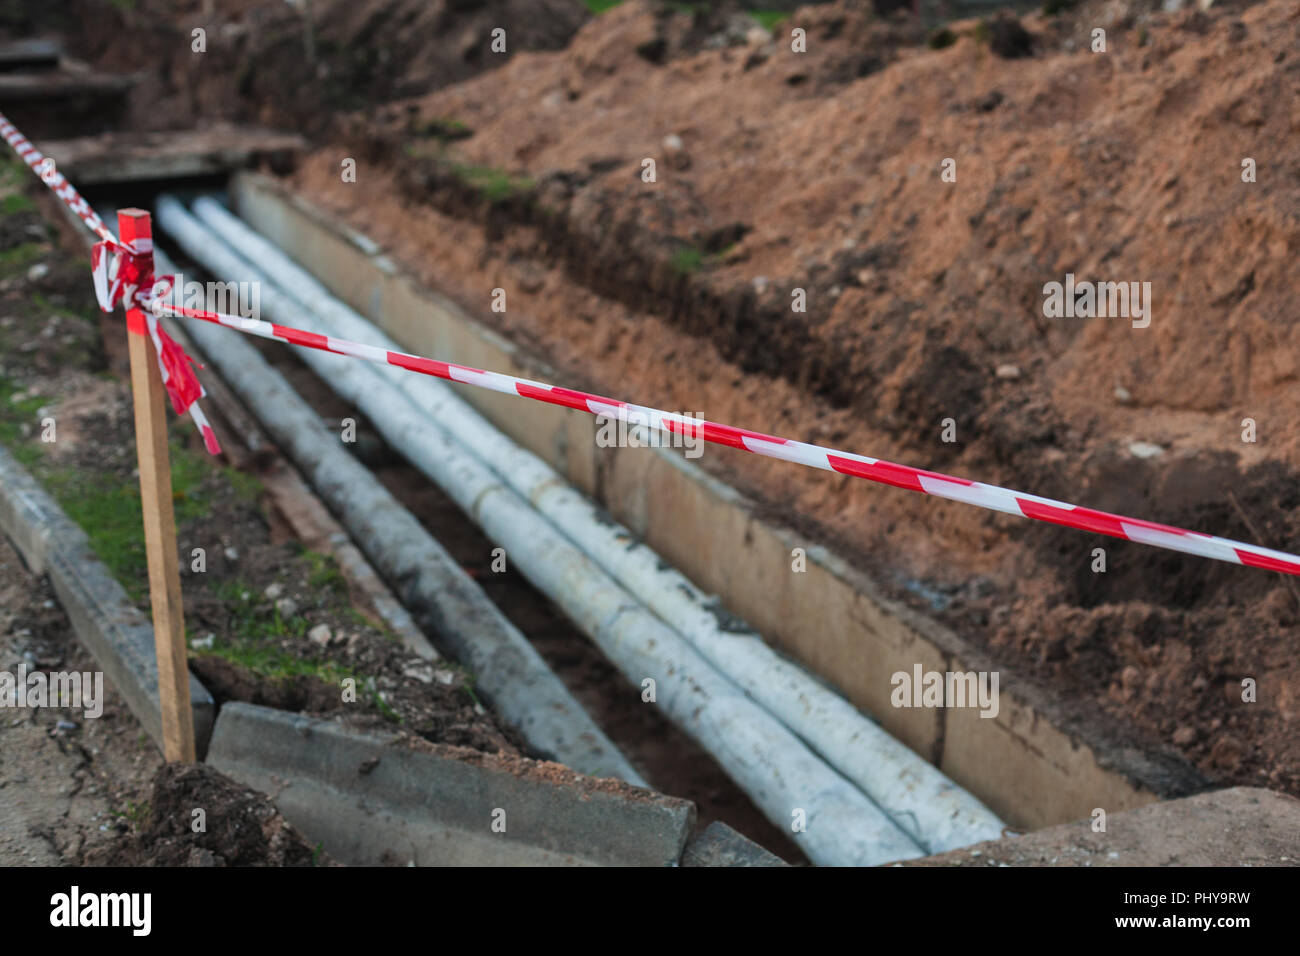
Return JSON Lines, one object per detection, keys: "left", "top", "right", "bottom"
{"left": 160, "top": 195, "right": 925, "bottom": 867}
{"left": 191, "top": 197, "right": 1005, "bottom": 853}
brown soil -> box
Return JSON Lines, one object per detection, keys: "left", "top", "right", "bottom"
{"left": 83, "top": 762, "right": 332, "bottom": 866}
{"left": 279, "top": 0, "right": 1300, "bottom": 797}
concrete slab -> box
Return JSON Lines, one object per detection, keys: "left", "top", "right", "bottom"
{"left": 207, "top": 703, "right": 697, "bottom": 867}
{"left": 905, "top": 788, "right": 1300, "bottom": 867}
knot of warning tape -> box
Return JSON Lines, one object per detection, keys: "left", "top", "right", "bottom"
{"left": 90, "top": 239, "right": 221, "bottom": 457}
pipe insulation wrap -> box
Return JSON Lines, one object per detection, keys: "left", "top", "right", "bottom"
{"left": 160, "top": 195, "right": 923, "bottom": 866}
{"left": 190, "top": 196, "right": 1004, "bottom": 854}
{"left": 149, "top": 218, "right": 645, "bottom": 787}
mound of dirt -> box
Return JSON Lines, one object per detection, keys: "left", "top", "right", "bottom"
{"left": 84, "top": 763, "right": 332, "bottom": 866}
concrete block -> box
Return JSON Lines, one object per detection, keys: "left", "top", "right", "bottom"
{"left": 208, "top": 703, "right": 697, "bottom": 867}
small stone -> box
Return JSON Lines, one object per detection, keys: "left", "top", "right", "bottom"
{"left": 751, "top": 276, "right": 769, "bottom": 294}
{"left": 263, "top": 583, "right": 283, "bottom": 600}
{"left": 26, "top": 263, "right": 48, "bottom": 282}
{"left": 56, "top": 720, "right": 78, "bottom": 732}
{"left": 434, "top": 669, "right": 457, "bottom": 686}
{"left": 187, "top": 847, "right": 218, "bottom": 867}
{"left": 224, "top": 546, "right": 239, "bottom": 561}
{"left": 1114, "top": 385, "right": 1133, "bottom": 404}
{"left": 190, "top": 633, "right": 216, "bottom": 650}
{"left": 995, "top": 364, "right": 1021, "bottom": 380}
{"left": 1127, "top": 441, "right": 1165, "bottom": 459}
{"left": 662, "top": 133, "right": 690, "bottom": 170}
{"left": 307, "top": 624, "right": 332, "bottom": 647}
{"left": 402, "top": 664, "right": 434, "bottom": 684}
{"left": 1172, "top": 725, "right": 1197, "bottom": 747}
{"left": 358, "top": 757, "right": 380, "bottom": 776}
{"left": 275, "top": 597, "right": 299, "bottom": 619}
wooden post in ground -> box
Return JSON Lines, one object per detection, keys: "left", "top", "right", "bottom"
{"left": 119, "top": 208, "right": 195, "bottom": 762}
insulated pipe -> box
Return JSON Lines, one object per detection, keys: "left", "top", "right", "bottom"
{"left": 149, "top": 236, "right": 645, "bottom": 787}
{"left": 160, "top": 195, "right": 924, "bottom": 866}
{"left": 192, "top": 197, "right": 1005, "bottom": 853}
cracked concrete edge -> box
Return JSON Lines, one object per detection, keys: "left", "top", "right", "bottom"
{"left": 207, "top": 702, "right": 696, "bottom": 867}
{"left": 0, "top": 443, "right": 215, "bottom": 756}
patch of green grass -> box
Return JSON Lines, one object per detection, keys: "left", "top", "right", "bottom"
{"left": 582, "top": 0, "right": 624, "bottom": 12}
{"left": 0, "top": 241, "right": 45, "bottom": 277}
{"left": 449, "top": 162, "right": 534, "bottom": 204}
{"left": 371, "top": 687, "right": 401, "bottom": 723}
{"left": 110, "top": 800, "right": 150, "bottom": 830}
{"left": 6, "top": 428, "right": 215, "bottom": 601}
{"left": 670, "top": 244, "right": 704, "bottom": 276}
{"left": 302, "top": 548, "right": 347, "bottom": 595}
{"left": 2, "top": 192, "right": 33, "bottom": 215}
{"left": 194, "top": 638, "right": 350, "bottom": 684}
{"left": 750, "top": 10, "right": 786, "bottom": 32}
{"left": 413, "top": 117, "right": 472, "bottom": 141}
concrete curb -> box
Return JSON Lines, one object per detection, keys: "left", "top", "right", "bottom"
{"left": 207, "top": 702, "right": 696, "bottom": 866}
{"left": 0, "top": 444, "right": 215, "bottom": 755}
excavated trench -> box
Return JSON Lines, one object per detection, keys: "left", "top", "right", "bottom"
{"left": 54, "top": 162, "right": 1234, "bottom": 864}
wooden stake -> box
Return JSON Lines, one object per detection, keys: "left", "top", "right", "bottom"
{"left": 120, "top": 209, "right": 196, "bottom": 762}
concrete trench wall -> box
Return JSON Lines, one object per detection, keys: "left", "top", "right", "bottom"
{"left": 231, "top": 171, "right": 1208, "bottom": 830}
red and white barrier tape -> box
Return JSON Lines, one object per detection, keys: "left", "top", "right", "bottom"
{"left": 1, "top": 112, "right": 218, "bottom": 454}
{"left": 151, "top": 297, "right": 1300, "bottom": 578}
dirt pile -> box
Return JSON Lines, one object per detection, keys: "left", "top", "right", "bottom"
{"left": 286, "top": 0, "right": 1300, "bottom": 796}
{"left": 84, "top": 763, "right": 332, "bottom": 866}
